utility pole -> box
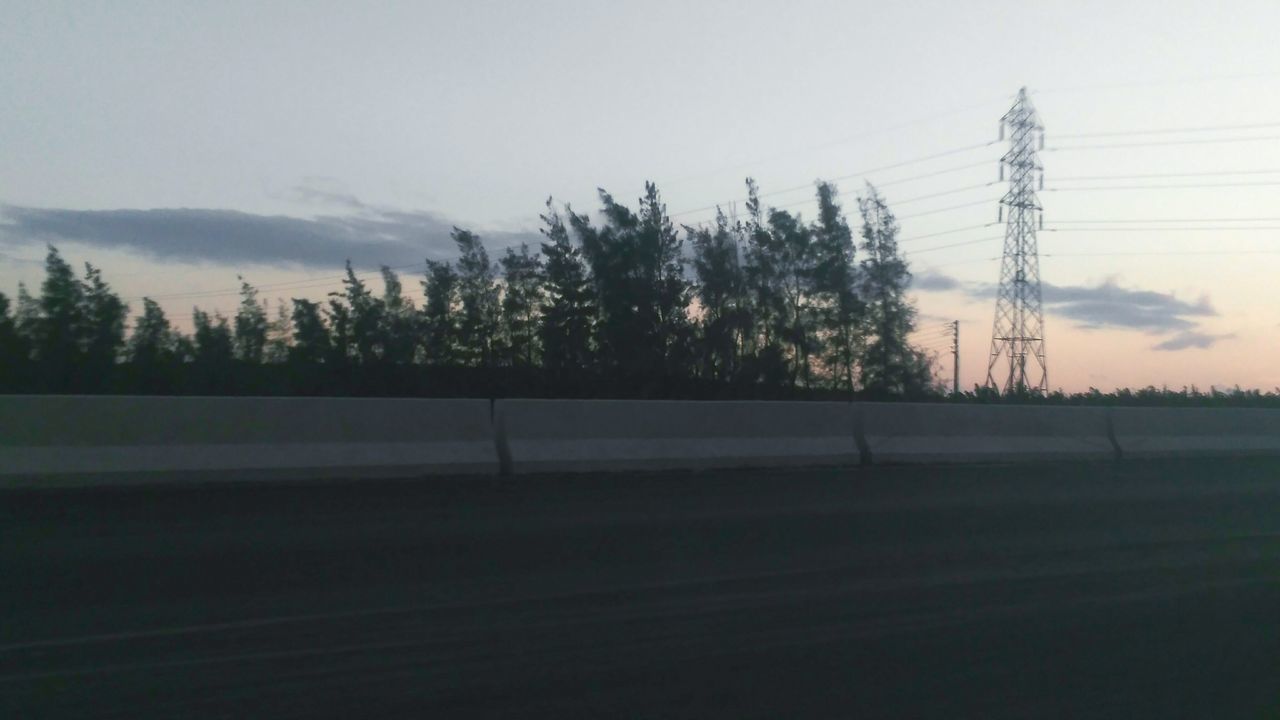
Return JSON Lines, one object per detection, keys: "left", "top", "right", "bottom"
{"left": 952, "top": 320, "right": 960, "bottom": 395}
{"left": 986, "top": 87, "right": 1048, "bottom": 394}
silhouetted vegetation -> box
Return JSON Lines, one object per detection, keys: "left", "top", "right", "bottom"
{"left": 2, "top": 179, "right": 1276, "bottom": 406}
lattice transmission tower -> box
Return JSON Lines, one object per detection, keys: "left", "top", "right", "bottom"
{"left": 986, "top": 87, "right": 1048, "bottom": 394}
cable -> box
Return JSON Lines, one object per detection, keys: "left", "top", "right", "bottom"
{"left": 1050, "top": 217, "right": 1280, "bottom": 224}
{"left": 1043, "top": 226, "right": 1280, "bottom": 233}
{"left": 1045, "top": 180, "right": 1280, "bottom": 192}
{"left": 659, "top": 97, "right": 1007, "bottom": 188}
{"left": 1054, "top": 168, "right": 1280, "bottom": 182}
{"left": 905, "top": 236, "right": 1005, "bottom": 255}
{"left": 1043, "top": 250, "right": 1280, "bottom": 258}
{"left": 1054, "top": 121, "right": 1280, "bottom": 140}
{"left": 897, "top": 198, "right": 999, "bottom": 221}
{"left": 899, "top": 223, "right": 998, "bottom": 243}
{"left": 1035, "top": 70, "right": 1280, "bottom": 95}
{"left": 1047, "top": 135, "right": 1280, "bottom": 151}
{"left": 669, "top": 141, "right": 1000, "bottom": 218}
{"left": 130, "top": 262, "right": 423, "bottom": 303}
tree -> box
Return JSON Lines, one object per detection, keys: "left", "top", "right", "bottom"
{"left": 538, "top": 200, "right": 595, "bottom": 373}
{"left": 421, "top": 259, "right": 459, "bottom": 365}
{"left": 379, "top": 266, "right": 418, "bottom": 364}
{"left": 498, "top": 243, "right": 544, "bottom": 367}
{"left": 689, "top": 209, "right": 749, "bottom": 382}
{"left": 0, "top": 292, "right": 30, "bottom": 386}
{"left": 573, "top": 183, "right": 690, "bottom": 380}
{"left": 264, "top": 300, "right": 292, "bottom": 364}
{"left": 192, "top": 308, "right": 234, "bottom": 368}
{"left": 34, "top": 246, "right": 86, "bottom": 381}
{"left": 289, "top": 298, "right": 331, "bottom": 364}
{"left": 858, "top": 184, "right": 931, "bottom": 396}
{"left": 128, "top": 298, "right": 180, "bottom": 366}
{"left": 453, "top": 229, "right": 500, "bottom": 367}
{"left": 811, "top": 182, "right": 863, "bottom": 393}
{"left": 79, "top": 263, "right": 128, "bottom": 379}
{"left": 339, "top": 263, "right": 384, "bottom": 364}
{"left": 741, "top": 179, "right": 789, "bottom": 386}
{"left": 233, "top": 277, "right": 268, "bottom": 364}
{"left": 765, "top": 206, "right": 819, "bottom": 387}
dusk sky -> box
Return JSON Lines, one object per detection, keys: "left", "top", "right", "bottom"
{"left": 3, "top": 0, "right": 1279, "bottom": 392}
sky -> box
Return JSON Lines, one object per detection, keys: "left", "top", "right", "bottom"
{"left": 2, "top": 0, "right": 1279, "bottom": 392}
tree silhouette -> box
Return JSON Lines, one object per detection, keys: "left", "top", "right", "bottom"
{"left": 498, "top": 243, "right": 543, "bottom": 367}
{"left": 858, "top": 184, "right": 931, "bottom": 396}
{"left": 538, "top": 200, "right": 594, "bottom": 374}
{"left": 453, "top": 229, "right": 500, "bottom": 368}
{"left": 421, "top": 259, "right": 459, "bottom": 366}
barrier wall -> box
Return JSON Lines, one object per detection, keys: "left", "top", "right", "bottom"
{"left": 858, "top": 402, "right": 1116, "bottom": 464}
{"left": 1111, "top": 407, "right": 1280, "bottom": 458}
{"left": 0, "top": 396, "right": 498, "bottom": 486}
{"left": 495, "top": 399, "right": 859, "bottom": 474}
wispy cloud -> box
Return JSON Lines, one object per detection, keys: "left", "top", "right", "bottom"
{"left": 0, "top": 193, "right": 540, "bottom": 270}
{"left": 1041, "top": 279, "right": 1215, "bottom": 333}
{"left": 911, "top": 271, "right": 961, "bottom": 292}
{"left": 1152, "top": 331, "right": 1234, "bottom": 351}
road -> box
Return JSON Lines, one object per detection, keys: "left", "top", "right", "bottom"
{"left": 4, "top": 459, "right": 1280, "bottom": 718}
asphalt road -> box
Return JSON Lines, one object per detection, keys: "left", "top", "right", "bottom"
{"left": 4, "top": 459, "right": 1280, "bottom": 718}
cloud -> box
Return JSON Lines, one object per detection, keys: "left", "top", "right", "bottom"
{"left": 912, "top": 271, "right": 961, "bottom": 292}
{"left": 1040, "top": 279, "right": 1215, "bottom": 333}
{"left": 1152, "top": 331, "right": 1234, "bottom": 351}
{"left": 0, "top": 200, "right": 541, "bottom": 270}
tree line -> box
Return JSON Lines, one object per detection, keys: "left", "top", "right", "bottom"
{"left": 0, "top": 180, "right": 939, "bottom": 399}
{"left": 4, "top": 178, "right": 1276, "bottom": 406}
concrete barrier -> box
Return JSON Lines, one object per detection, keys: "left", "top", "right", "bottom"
{"left": 0, "top": 395, "right": 498, "bottom": 486}
{"left": 1111, "top": 407, "right": 1280, "bottom": 458}
{"left": 495, "top": 399, "right": 859, "bottom": 474}
{"left": 858, "top": 402, "right": 1116, "bottom": 464}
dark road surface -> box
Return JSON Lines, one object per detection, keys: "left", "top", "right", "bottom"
{"left": 4, "top": 459, "right": 1280, "bottom": 718}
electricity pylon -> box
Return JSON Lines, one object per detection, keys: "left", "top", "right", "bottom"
{"left": 986, "top": 87, "right": 1047, "bottom": 394}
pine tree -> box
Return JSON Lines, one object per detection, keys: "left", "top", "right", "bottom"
{"left": 421, "top": 259, "right": 459, "bottom": 365}
{"left": 263, "top": 300, "right": 292, "bottom": 364}
{"left": 233, "top": 277, "right": 269, "bottom": 364}
{"left": 741, "top": 180, "right": 789, "bottom": 386}
{"left": 811, "top": 182, "right": 863, "bottom": 392}
{"left": 289, "top": 298, "right": 331, "bottom": 364}
{"left": 379, "top": 266, "right": 418, "bottom": 364}
{"left": 0, "top": 292, "right": 30, "bottom": 385}
{"left": 858, "top": 184, "right": 931, "bottom": 396}
{"left": 498, "top": 243, "right": 544, "bottom": 367}
{"left": 128, "top": 298, "right": 180, "bottom": 366}
{"left": 340, "top": 262, "right": 384, "bottom": 364}
{"left": 538, "top": 200, "right": 594, "bottom": 373}
{"left": 35, "top": 246, "right": 86, "bottom": 377}
{"left": 690, "top": 209, "right": 749, "bottom": 381}
{"left": 192, "top": 308, "right": 234, "bottom": 368}
{"left": 574, "top": 183, "right": 690, "bottom": 380}
{"left": 453, "top": 229, "right": 500, "bottom": 367}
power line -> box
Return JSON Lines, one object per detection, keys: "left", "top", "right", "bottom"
{"left": 669, "top": 141, "right": 999, "bottom": 218}
{"left": 897, "top": 198, "right": 998, "bottom": 220}
{"left": 905, "top": 235, "right": 1004, "bottom": 255}
{"left": 1050, "top": 216, "right": 1280, "bottom": 224}
{"left": 1035, "top": 70, "right": 1280, "bottom": 95}
{"left": 1054, "top": 121, "right": 1280, "bottom": 139}
{"left": 129, "top": 262, "right": 423, "bottom": 303}
{"left": 1043, "top": 226, "right": 1280, "bottom": 233}
{"left": 658, "top": 96, "right": 1008, "bottom": 188}
{"left": 1054, "top": 169, "right": 1280, "bottom": 182}
{"left": 1047, "top": 135, "right": 1280, "bottom": 151}
{"left": 899, "top": 223, "right": 997, "bottom": 243}
{"left": 1045, "top": 180, "right": 1280, "bottom": 192}
{"left": 1043, "top": 249, "right": 1280, "bottom": 258}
